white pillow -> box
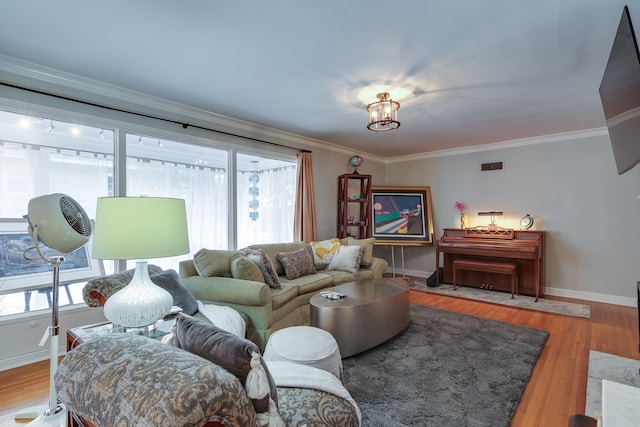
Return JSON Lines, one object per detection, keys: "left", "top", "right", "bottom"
{"left": 327, "top": 245, "right": 364, "bottom": 275}
{"left": 196, "top": 301, "right": 246, "bottom": 338}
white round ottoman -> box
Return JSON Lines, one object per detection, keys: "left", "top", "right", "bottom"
{"left": 263, "top": 326, "right": 343, "bottom": 379}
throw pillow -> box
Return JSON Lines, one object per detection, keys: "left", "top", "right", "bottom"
{"left": 230, "top": 252, "right": 265, "bottom": 283}
{"left": 175, "top": 314, "right": 279, "bottom": 415}
{"left": 344, "top": 237, "right": 376, "bottom": 266}
{"left": 196, "top": 301, "right": 246, "bottom": 338}
{"left": 327, "top": 245, "right": 364, "bottom": 275}
{"left": 276, "top": 248, "right": 317, "bottom": 280}
{"left": 309, "top": 238, "right": 341, "bottom": 265}
{"left": 149, "top": 269, "right": 198, "bottom": 315}
{"left": 193, "top": 249, "right": 235, "bottom": 277}
{"left": 239, "top": 248, "right": 281, "bottom": 289}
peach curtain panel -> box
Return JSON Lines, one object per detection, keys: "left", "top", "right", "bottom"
{"left": 293, "top": 151, "right": 317, "bottom": 242}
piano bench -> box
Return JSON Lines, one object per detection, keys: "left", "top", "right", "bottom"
{"left": 452, "top": 259, "right": 518, "bottom": 298}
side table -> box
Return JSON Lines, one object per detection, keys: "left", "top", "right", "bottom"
{"left": 66, "top": 316, "right": 176, "bottom": 351}
{"left": 64, "top": 317, "right": 177, "bottom": 427}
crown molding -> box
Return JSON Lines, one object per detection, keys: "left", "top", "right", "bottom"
{"left": 0, "top": 54, "right": 356, "bottom": 156}
{"left": 385, "top": 128, "right": 610, "bottom": 164}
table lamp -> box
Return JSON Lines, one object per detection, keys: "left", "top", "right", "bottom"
{"left": 92, "top": 196, "right": 190, "bottom": 328}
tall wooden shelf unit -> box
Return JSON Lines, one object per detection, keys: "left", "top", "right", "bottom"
{"left": 337, "top": 173, "right": 372, "bottom": 238}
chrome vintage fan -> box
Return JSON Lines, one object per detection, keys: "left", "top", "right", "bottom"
{"left": 21, "top": 193, "right": 92, "bottom": 427}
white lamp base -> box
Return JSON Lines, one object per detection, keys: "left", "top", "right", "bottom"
{"left": 104, "top": 261, "right": 173, "bottom": 328}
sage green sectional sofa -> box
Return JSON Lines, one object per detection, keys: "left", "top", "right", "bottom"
{"left": 178, "top": 238, "right": 388, "bottom": 350}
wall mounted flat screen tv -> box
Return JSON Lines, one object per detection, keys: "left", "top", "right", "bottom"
{"left": 599, "top": 6, "right": 640, "bottom": 175}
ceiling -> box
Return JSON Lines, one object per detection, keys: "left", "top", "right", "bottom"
{"left": 0, "top": 1, "right": 632, "bottom": 158}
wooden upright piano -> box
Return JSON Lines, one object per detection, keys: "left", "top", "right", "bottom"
{"left": 436, "top": 228, "right": 545, "bottom": 300}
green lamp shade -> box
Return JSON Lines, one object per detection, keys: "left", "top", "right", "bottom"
{"left": 92, "top": 197, "right": 190, "bottom": 260}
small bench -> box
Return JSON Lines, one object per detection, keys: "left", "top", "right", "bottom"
{"left": 452, "top": 259, "right": 518, "bottom": 298}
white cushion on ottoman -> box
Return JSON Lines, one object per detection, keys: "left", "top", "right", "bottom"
{"left": 263, "top": 326, "right": 343, "bottom": 379}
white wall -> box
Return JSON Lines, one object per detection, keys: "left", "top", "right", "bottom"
{"left": 385, "top": 131, "right": 640, "bottom": 306}
{"left": 0, "top": 305, "right": 107, "bottom": 371}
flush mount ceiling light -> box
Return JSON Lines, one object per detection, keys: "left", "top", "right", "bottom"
{"left": 366, "top": 92, "right": 400, "bottom": 132}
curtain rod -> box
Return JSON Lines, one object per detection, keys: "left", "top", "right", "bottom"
{"left": 0, "top": 81, "right": 312, "bottom": 154}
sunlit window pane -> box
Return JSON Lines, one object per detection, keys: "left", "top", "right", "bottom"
{"left": 236, "top": 153, "right": 296, "bottom": 248}
{"left": 126, "top": 134, "right": 229, "bottom": 270}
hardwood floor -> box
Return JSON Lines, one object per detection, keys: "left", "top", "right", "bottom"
{"left": 0, "top": 288, "right": 637, "bottom": 426}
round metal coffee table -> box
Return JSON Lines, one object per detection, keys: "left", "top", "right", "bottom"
{"left": 310, "top": 278, "right": 409, "bottom": 358}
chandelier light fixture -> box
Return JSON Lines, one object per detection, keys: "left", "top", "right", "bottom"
{"left": 366, "top": 92, "right": 400, "bottom": 132}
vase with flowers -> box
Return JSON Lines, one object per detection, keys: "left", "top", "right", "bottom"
{"left": 454, "top": 201, "right": 467, "bottom": 229}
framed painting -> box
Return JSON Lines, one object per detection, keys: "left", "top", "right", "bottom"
{"left": 0, "top": 218, "right": 104, "bottom": 294}
{"left": 371, "top": 186, "right": 435, "bottom": 245}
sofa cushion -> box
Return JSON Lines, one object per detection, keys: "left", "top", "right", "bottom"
{"left": 309, "top": 238, "right": 341, "bottom": 265}
{"left": 277, "top": 248, "right": 317, "bottom": 280}
{"left": 321, "top": 267, "right": 373, "bottom": 282}
{"left": 240, "top": 248, "right": 281, "bottom": 289}
{"left": 280, "top": 273, "right": 334, "bottom": 296}
{"left": 193, "top": 249, "right": 235, "bottom": 277}
{"left": 327, "top": 245, "right": 364, "bottom": 275}
{"left": 341, "top": 237, "right": 376, "bottom": 266}
{"left": 175, "top": 314, "right": 278, "bottom": 415}
{"left": 150, "top": 269, "right": 198, "bottom": 315}
{"left": 230, "top": 253, "right": 265, "bottom": 283}
{"left": 270, "top": 283, "right": 300, "bottom": 310}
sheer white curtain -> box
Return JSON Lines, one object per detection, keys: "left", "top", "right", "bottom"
{"left": 127, "top": 159, "right": 228, "bottom": 269}
{"left": 0, "top": 145, "right": 111, "bottom": 218}
{"left": 0, "top": 141, "right": 111, "bottom": 312}
{"left": 237, "top": 165, "right": 297, "bottom": 248}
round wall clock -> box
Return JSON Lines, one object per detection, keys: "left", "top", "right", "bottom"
{"left": 520, "top": 214, "right": 534, "bottom": 229}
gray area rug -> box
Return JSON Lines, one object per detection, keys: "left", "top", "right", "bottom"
{"left": 342, "top": 305, "right": 549, "bottom": 427}
{"left": 411, "top": 281, "right": 591, "bottom": 318}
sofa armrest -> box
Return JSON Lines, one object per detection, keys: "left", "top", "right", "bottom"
{"left": 367, "top": 257, "right": 389, "bottom": 279}
{"left": 182, "top": 276, "right": 271, "bottom": 306}
{"left": 56, "top": 334, "right": 257, "bottom": 427}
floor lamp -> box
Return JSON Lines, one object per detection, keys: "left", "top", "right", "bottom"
{"left": 17, "top": 194, "right": 92, "bottom": 427}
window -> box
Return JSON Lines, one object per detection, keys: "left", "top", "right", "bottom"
{"left": 0, "top": 110, "right": 114, "bottom": 315}
{"left": 126, "top": 133, "right": 229, "bottom": 270}
{"left": 236, "top": 153, "right": 296, "bottom": 248}
{"left": 0, "top": 108, "right": 299, "bottom": 316}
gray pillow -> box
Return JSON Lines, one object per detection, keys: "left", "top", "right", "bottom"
{"left": 175, "top": 314, "right": 278, "bottom": 414}
{"left": 150, "top": 269, "right": 198, "bottom": 315}
{"left": 239, "top": 248, "right": 281, "bottom": 289}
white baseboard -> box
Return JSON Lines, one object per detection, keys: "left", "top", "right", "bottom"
{"left": 386, "top": 267, "right": 430, "bottom": 279}
{"left": 399, "top": 268, "right": 636, "bottom": 308}
{"left": 544, "top": 286, "right": 636, "bottom": 308}
{"left": 0, "top": 346, "right": 64, "bottom": 371}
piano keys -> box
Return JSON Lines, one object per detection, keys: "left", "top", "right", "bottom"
{"left": 435, "top": 228, "right": 544, "bottom": 300}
